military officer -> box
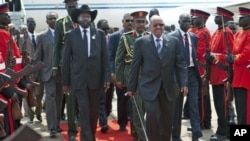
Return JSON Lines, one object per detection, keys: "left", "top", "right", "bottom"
{"left": 52, "top": 0, "right": 78, "bottom": 141}
{"left": 115, "top": 11, "right": 149, "bottom": 141}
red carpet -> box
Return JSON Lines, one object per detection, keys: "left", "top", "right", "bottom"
{"left": 60, "top": 120, "right": 134, "bottom": 141}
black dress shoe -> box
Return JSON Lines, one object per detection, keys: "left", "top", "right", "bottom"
{"left": 192, "top": 139, "right": 199, "bottom": 141}
{"left": 210, "top": 134, "right": 227, "bottom": 141}
{"left": 50, "top": 129, "right": 57, "bottom": 138}
{"left": 56, "top": 127, "right": 63, "bottom": 132}
{"left": 119, "top": 126, "right": 127, "bottom": 131}
{"left": 187, "top": 127, "right": 192, "bottom": 131}
{"left": 101, "top": 125, "right": 109, "bottom": 133}
{"left": 36, "top": 115, "right": 42, "bottom": 122}
{"left": 69, "top": 135, "right": 76, "bottom": 141}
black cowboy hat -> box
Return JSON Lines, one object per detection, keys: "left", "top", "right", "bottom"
{"left": 70, "top": 4, "right": 97, "bottom": 23}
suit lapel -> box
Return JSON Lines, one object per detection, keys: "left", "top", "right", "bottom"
{"left": 45, "top": 29, "right": 54, "bottom": 43}
{"left": 148, "top": 35, "right": 159, "bottom": 58}
{"left": 90, "top": 27, "right": 97, "bottom": 57}
{"left": 161, "top": 35, "right": 170, "bottom": 59}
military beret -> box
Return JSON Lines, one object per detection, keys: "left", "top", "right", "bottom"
{"left": 131, "top": 11, "right": 148, "bottom": 20}
{"left": 238, "top": 7, "right": 250, "bottom": 17}
{"left": 215, "top": 7, "right": 234, "bottom": 19}
{"left": 0, "top": 2, "right": 9, "bottom": 14}
{"left": 192, "top": 9, "right": 210, "bottom": 19}
{"left": 63, "top": 0, "right": 78, "bottom": 3}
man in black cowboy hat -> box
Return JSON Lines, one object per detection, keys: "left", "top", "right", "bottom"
{"left": 52, "top": 0, "right": 78, "bottom": 140}
{"left": 61, "top": 4, "right": 111, "bottom": 141}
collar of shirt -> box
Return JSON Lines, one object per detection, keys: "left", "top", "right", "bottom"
{"left": 79, "top": 26, "right": 90, "bottom": 38}
{"left": 28, "top": 31, "right": 36, "bottom": 40}
{"left": 49, "top": 28, "right": 55, "bottom": 36}
{"left": 152, "top": 34, "right": 163, "bottom": 47}
{"left": 136, "top": 32, "right": 143, "bottom": 37}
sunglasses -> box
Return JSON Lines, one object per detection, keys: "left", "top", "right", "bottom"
{"left": 102, "top": 28, "right": 110, "bottom": 30}
{"left": 153, "top": 23, "right": 164, "bottom": 27}
{"left": 125, "top": 19, "right": 134, "bottom": 23}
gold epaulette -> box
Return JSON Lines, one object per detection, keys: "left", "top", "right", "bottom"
{"left": 123, "top": 31, "right": 133, "bottom": 35}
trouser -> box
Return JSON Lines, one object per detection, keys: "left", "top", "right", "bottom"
{"left": 212, "top": 84, "right": 229, "bottom": 136}
{"left": 131, "top": 91, "right": 146, "bottom": 141}
{"left": 234, "top": 88, "right": 247, "bottom": 125}
{"left": 66, "top": 92, "right": 78, "bottom": 137}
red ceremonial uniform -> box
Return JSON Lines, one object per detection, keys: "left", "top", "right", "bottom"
{"left": 209, "top": 27, "right": 234, "bottom": 85}
{"left": 0, "top": 29, "right": 22, "bottom": 72}
{"left": 232, "top": 29, "right": 250, "bottom": 124}
{"left": 189, "top": 27, "right": 211, "bottom": 75}
{"left": 232, "top": 29, "right": 250, "bottom": 89}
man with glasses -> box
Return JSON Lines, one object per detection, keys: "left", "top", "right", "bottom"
{"left": 109, "top": 13, "right": 133, "bottom": 133}
{"left": 126, "top": 15, "right": 187, "bottom": 141}
{"left": 52, "top": 0, "right": 78, "bottom": 141}
{"left": 115, "top": 11, "right": 149, "bottom": 141}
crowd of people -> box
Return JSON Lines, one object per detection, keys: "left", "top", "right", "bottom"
{"left": 0, "top": 0, "right": 250, "bottom": 141}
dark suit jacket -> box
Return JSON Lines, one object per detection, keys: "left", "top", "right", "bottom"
{"left": 61, "top": 27, "right": 111, "bottom": 90}
{"left": 128, "top": 34, "right": 188, "bottom": 101}
{"left": 108, "top": 30, "right": 123, "bottom": 73}
{"left": 35, "top": 29, "right": 54, "bottom": 82}
{"left": 169, "top": 30, "right": 201, "bottom": 83}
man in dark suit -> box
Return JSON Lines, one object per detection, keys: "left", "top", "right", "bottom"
{"left": 126, "top": 15, "right": 188, "bottom": 141}
{"left": 34, "top": 11, "right": 59, "bottom": 137}
{"left": 169, "top": 13, "right": 203, "bottom": 141}
{"left": 61, "top": 5, "right": 110, "bottom": 141}
{"left": 109, "top": 13, "right": 133, "bottom": 132}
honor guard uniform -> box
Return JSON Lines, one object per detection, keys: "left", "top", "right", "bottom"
{"left": 206, "top": 7, "right": 234, "bottom": 141}
{"left": 225, "top": 7, "right": 250, "bottom": 125}
{"left": 115, "top": 11, "right": 149, "bottom": 141}
{"left": 189, "top": 9, "right": 212, "bottom": 130}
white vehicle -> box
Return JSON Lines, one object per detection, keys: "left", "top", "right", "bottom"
{"left": 1, "top": 0, "right": 26, "bottom": 30}
{"left": 3, "top": 0, "right": 250, "bottom": 32}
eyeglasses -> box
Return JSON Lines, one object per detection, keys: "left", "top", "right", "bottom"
{"left": 153, "top": 23, "right": 164, "bottom": 27}
{"left": 125, "top": 19, "right": 134, "bottom": 23}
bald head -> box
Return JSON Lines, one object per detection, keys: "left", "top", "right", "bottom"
{"left": 150, "top": 15, "right": 165, "bottom": 38}
{"left": 178, "top": 13, "right": 191, "bottom": 32}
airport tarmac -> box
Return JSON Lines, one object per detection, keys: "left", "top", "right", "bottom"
{"left": 18, "top": 89, "right": 231, "bottom": 141}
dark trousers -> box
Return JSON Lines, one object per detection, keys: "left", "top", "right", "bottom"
{"left": 234, "top": 88, "right": 247, "bottom": 124}
{"left": 74, "top": 88, "right": 100, "bottom": 141}
{"left": 99, "top": 83, "right": 114, "bottom": 126}
{"left": 212, "top": 84, "right": 229, "bottom": 136}
{"left": 144, "top": 86, "right": 174, "bottom": 141}
{"left": 173, "top": 68, "right": 202, "bottom": 140}
{"left": 116, "top": 86, "right": 129, "bottom": 128}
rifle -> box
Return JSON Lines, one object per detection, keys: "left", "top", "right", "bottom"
{"left": 0, "top": 99, "right": 7, "bottom": 112}
{"left": 0, "top": 73, "right": 11, "bottom": 91}
{"left": 203, "top": 33, "right": 210, "bottom": 96}
{"left": 5, "top": 27, "right": 16, "bottom": 69}
{"left": 223, "top": 31, "right": 234, "bottom": 101}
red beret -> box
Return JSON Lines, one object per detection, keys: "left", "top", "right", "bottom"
{"left": 0, "top": 3, "right": 9, "bottom": 13}
{"left": 192, "top": 9, "right": 210, "bottom": 19}
{"left": 131, "top": 11, "right": 148, "bottom": 19}
{"left": 215, "top": 7, "right": 234, "bottom": 19}
{"left": 238, "top": 7, "right": 250, "bottom": 17}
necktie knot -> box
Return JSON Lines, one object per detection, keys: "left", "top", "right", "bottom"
{"left": 156, "top": 38, "right": 161, "bottom": 42}
{"left": 83, "top": 29, "right": 87, "bottom": 34}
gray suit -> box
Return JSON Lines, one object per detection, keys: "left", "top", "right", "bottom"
{"left": 128, "top": 34, "right": 187, "bottom": 141}
{"left": 61, "top": 27, "right": 110, "bottom": 141}
{"left": 19, "top": 32, "right": 44, "bottom": 121}
{"left": 35, "top": 29, "right": 62, "bottom": 131}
